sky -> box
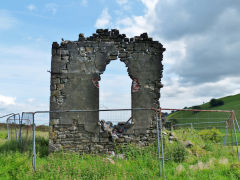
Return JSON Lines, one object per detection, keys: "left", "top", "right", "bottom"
{"left": 0, "top": 0, "right": 240, "bottom": 123}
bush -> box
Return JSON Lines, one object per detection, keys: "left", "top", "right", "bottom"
{"left": 165, "top": 142, "right": 188, "bottom": 163}
{"left": 230, "top": 163, "right": 240, "bottom": 179}
{"left": 170, "top": 118, "right": 178, "bottom": 125}
{"left": 199, "top": 128, "right": 223, "bottom": 143}
{"left": 209, "top": 98, "right": 224, "bottom": 107}
{"left": 192, "top": 106, "right": 201, "bottom": 109}
{"left": 192, "top": 106, "right": 201, "bottom": 114}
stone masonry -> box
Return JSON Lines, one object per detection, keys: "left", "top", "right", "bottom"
{"left": 49, "top": 29, "right": 165, "bottom": 153}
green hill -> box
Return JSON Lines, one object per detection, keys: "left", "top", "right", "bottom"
{"left": 167, "top": 93, "right": 240, "bottom": 129}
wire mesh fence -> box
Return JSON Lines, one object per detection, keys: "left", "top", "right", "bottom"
{"left": 161, "top": 108, "right": 240, "bottom": 167}
{"left": 6, "top": 114, "right": 20, "bottom": 141}
{"left": 1, "top": 108, "right": 240, "bottom": 179}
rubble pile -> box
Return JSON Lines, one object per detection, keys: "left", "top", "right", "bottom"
{"left": 99, "top": 118, "right": 133, "bottom": 142}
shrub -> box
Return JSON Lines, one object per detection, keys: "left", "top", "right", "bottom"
{"left": 192, "top": 106, "right": 201, "bottom": 114}
{"left": 230, "top": 163, "right": 240, "bottom": 179}
{"left": 165, "top": 142, "right": 188, "bottom": 163}
{"left": 209, "top": 98, "right": 224, "bottom": 107}
{"left": 170, "top": 118, "right": 178, "bottom": 125}
{"left": 199, "top": 128, "right": 223, "bottom": 143}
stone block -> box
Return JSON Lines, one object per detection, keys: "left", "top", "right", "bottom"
{"left": 91, "top": 136, "right": 99, "bottom": 142}
{"left": 58, "top": 134, "right": 66, "bottom": 138}
{"left": 108, "top": 55, "right": 117, "bottom": 60}
{"left": 51, "top": 90, "right": 60, "bottom": 96}
{"left": 99, "top": 138, "right": 109, "bottom": 143}
{"left": 59, "top": 49, "right": 69, "bottom": 56}
{"left": 85, "top": 47, "right": 93, "bottom": 53}
{"left": 61, "top": 56, "right": 69, "bottom": 61}
{"left": 56, "top": 84, "right": 64, "bottom": 90}
{"left": 118, "top": 52, "right": 127, "bottom": 58}
{"left": 116, "top": 137, "right": 125, "bottom": 143}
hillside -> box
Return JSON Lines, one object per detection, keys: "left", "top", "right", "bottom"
{"left": 167, "top": 93, "right": 240, "bottom": 127}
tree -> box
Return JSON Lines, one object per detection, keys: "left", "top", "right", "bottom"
{"left": 209, "top": 98, "right": 224, "bottom": 107}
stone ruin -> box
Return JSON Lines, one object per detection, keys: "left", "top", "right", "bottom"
{"left": 49, "top": 29, "right": 165, "bottom": 153}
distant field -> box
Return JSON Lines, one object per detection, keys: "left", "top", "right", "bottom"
{"left": 167, "top": 93, "right": 240, "bottom": 125}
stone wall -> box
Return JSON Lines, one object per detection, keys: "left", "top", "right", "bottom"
{"left": 49, "top": 29, "right": 165, "bottom": 153}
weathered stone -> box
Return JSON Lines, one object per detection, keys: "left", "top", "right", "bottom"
{"left": 183, "top": 141, "right": 193, "bottom": 148}
{"left": 124, "top": 136, "right": 133, "bottom": 143}
{"left": 100, "top": 138, "right": 109, "bottom": 143}
{"left": 116, "top": 137, "right": 125, "bottom": 143}
{"left": 49, "top": 29, "right": 165, "bottom": 153}
{"left": 108, "top": 55, "right": 117, "bottom": 60}
{"left": 58, "top": 49, "right": 69, "bottom": 56}
{"left": 51, "top": 90, "right": 60, "bottom": 96}
{"left": 169, "top": 135, "right": 178, "bottom": 141}
{"left": 94, "top": 144, "right": 104, "bottom": 150}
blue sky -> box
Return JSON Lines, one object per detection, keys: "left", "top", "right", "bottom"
{"left": 1, "top": 0, "right": 240, "bottom": 124}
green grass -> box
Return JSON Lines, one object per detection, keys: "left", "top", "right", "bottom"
{"left": 167, "top": 93, "right": 240, "bottom": 145}
{"left": 1, "top": 128, "right": 240, "bottom": 179}
{"left": 168, "top": 93, "right": 240, "bottom": 124}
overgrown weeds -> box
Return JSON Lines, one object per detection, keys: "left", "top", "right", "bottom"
{"left": 0, "top": 128, "right": 239, "bottom": 179}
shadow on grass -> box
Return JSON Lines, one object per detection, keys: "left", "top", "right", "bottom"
{"left": 0, "top": 137, "right": 49, "bottom": 157}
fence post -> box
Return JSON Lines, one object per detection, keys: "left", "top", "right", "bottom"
{"left": 6, "top": 119, "right": 9, "bottom": 140}
{"left": 19, "top": 114, "right": 22, "bottom": 143}
{"left": 14, "top": 114, "right": 18, "bottom": 141}
{"left": 156, "top": 112, "right": 161, "bottom": 177}
{"left": 190, "top": 123, "right": 193, "bottom": 136}
{"left": 32, "top": 113, "right": 36, "bottom": 171}
{"left": 159, "top": 109, "right": 165, "bottom": 178}
{"left": 224, "top": 121, "right": 228, "bottom": 146}
{"left": 233, "top": 111, "right": 240, "bottom": 132}
{"left": 232, "top": 114, "right": 240, "bottom": 161}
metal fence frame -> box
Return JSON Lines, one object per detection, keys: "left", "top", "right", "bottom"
{"left": 22, "top": 108, "right": 165, "bottom": 177}
{"left": 160, "top": 108, "right": 240, "bottom": 162}
{"left": 1, "top": 108, "right": 240, "bottom": 178}
{"left": 6, "top": 113, "right": 21, "bottom": 141}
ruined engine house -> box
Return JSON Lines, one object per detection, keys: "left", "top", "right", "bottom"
{"left": 49, "top": 29, "right": 165, "bottom": 153}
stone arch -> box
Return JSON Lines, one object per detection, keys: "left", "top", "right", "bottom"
{"left": 49, "top": 29, "right": 165, "bottom": 152}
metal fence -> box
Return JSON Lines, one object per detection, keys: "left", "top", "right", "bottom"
{"left": 0, "top": 109, "right": 164, "bottom": 175}
{"left": 161, "top": 108, "right": 240, "bottom": 163}
{"left": 1, "top": 108, "right": 240, "bottom": 178}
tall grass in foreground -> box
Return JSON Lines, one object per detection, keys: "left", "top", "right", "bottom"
{"left": 0, "top": 129, "right": 240, "bottom": 179}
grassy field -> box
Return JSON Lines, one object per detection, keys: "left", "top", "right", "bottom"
{"left": 167, "top": 93, "right": 240, "bottom": 126}
{"left": 1, "top": 127, "right": 240, "bottom": 179}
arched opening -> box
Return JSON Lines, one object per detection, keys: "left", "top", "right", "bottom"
{"left": 99, "top": 59, "right": 132, "bottom": 124}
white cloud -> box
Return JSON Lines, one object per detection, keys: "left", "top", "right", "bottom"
{"left": 161, "top": 76, "right": 240, "bottom": 109}
{"left": 27, "top": 4, "right": 36, "bottom": 11}
{"left": 0, "top": 94, "right": 16, "bottom": 106}
{"left": 160, "top": 39, "right": 186, "bottom": 66}
{"left": 45, "top": 3, "right": 57, "bottom": 15}
{"left": 0, "top": 10, "right": 17, "bottom": 30}
{"left": 116, "top": 0, "right": 128, "bottom": 5}
{"left": 27, "top": 98, "right": 35, "bottom": 103}
{"left": 99, "top": 0, "right": 240, "bottom": 109}
{"left": 114, "top": 0, "right": 158, "bottom": 37}
{"left": 95, "top": 8, "right": 111, "bottom": 28}
{"left": 81, "top": 0, "right": 88, "bottom": 6}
